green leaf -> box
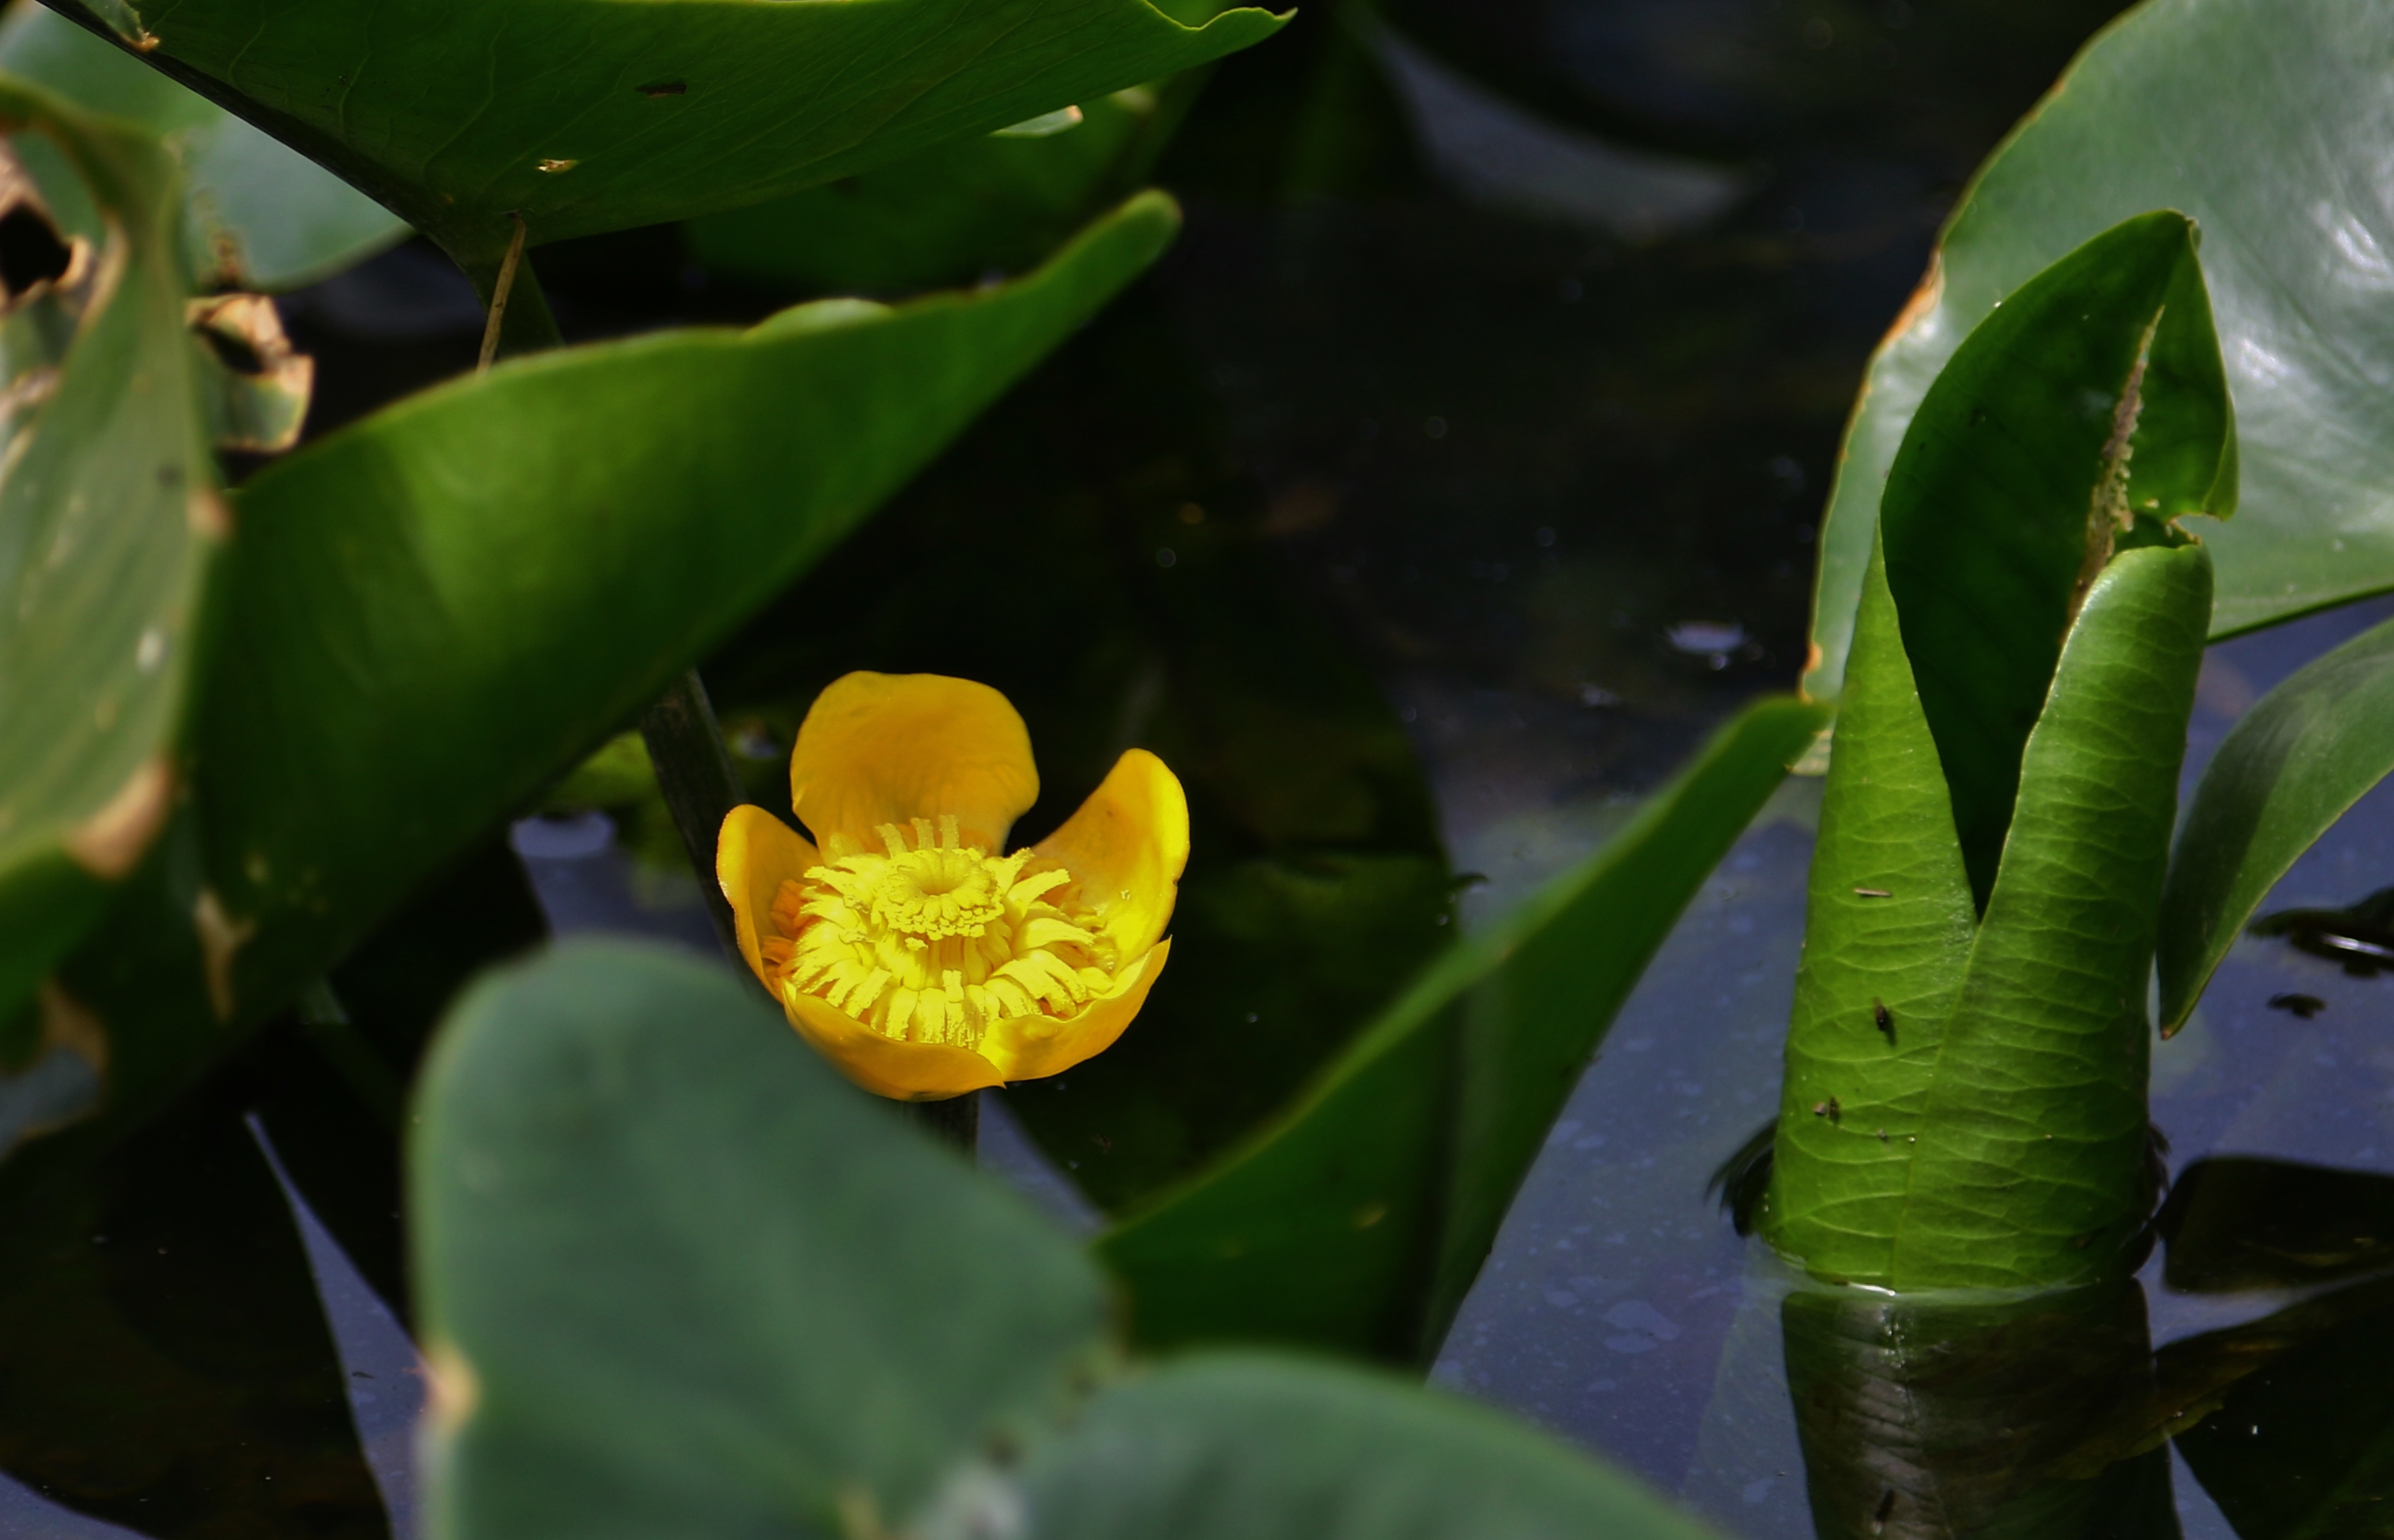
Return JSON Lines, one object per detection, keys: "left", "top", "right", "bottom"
{"left": 1766, "top": 542, "right": 2210, "bottom": 1291}
{"left": 1805, "top": 0, "right": 2383, "bottom": 703}
{"left": 415, "top": 938, "right": 1725, "bottom": 1540}
{"left": 415, "top": 940, "right": 1112, "bottom": 1537}
{"left": 2157, "top": 613, "right": 2394, "bottom": 1030}
{"left": 1011, "top": 1355, "right": 1724, "bottom": 1540}
{"left": 48, "top": 0, "right": 1285, "bottom": 262}
{"left": 688, "top": 81, "right": 1196, "bottom": 297}
{"left": 1875, "top": 210, "right": 2228, "bottom": 906}
{"left": 1098, "top": 695, "right": 1828, "bottom": 1362}
{"left": 0, "top": 79, "right": 218, "bottom": 1041}
{"left": 0, "top": 3, "right": 406, "bottom": 288}
{"left": 1765, "top": 214, "right": 2228, "bottom": 1291}
{"left": 52, "top": 193, "right": 1178, "bottom": 1165}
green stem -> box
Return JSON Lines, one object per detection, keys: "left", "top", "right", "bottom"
{"left": 638, "top": 670, "right": 747, "bottom": 960}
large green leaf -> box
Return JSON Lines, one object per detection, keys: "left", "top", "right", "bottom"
{"left": 1804, "top": 0, "right": 2385, "bottom": 702}
{"left": 1098, "top": 695, "right": 1828, "bottom": 1362}
{"left": 42, "top": 0, "right": 1284, "bottom": 263}
{"left": 0, "top": 4, "right": 405, "bottom": 288}
{"left": 1767, "top": 539, "right": 2209, "bottom": 1294}
{"left": 53, "top": 194, "right": 1178, "bottom": 1157}
{"left": 2156, "top": 614, "right": 2394, "bottom": 1030}
{"left": 1011, "top": 1355, "right": 1722, "bottom": 1540}
{"left": 0, "top": 79, "right": 218, "bottom": 1045}
{"left": 688, "top": 79, "right": 1198, "bottom": 297}
{"left": 415, "top": 941, "right": 1110, "bottom": 1537}
{"left": 1874, "top": 211, "right": 2228, "bottom": 905}
{"left": 414, "top": 939, "right": 1723, "bottom": 1540}
{"left": 1764, "top": 213, "right": 2225, "bottom": 1291}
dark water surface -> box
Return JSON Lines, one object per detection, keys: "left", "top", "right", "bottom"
{"left": 39, "top": 1, "right": 2394, "bottom": 1534}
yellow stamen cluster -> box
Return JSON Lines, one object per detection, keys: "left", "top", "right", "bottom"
{"left": 760, "top": 813, "right": 1118, "bottom": 1048}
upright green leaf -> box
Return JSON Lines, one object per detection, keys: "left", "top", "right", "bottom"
{"left": 415, "top": 939, "right": 1725, "bottom": 1540}
{"left": 0, "top": 79, "right": 216, "bottom": 1040}
{"left": 44, "top": 0, "right": 1284, "bottom": 261}
{"left": 1099, "top": 696, "right": 1828, "bottom": 1362}
{"left": 2156, "top": 615, "right": 2394, "bottom": 1030}
{"left": 52, "top": 195, "right": 1178, "bottom": 1162}
{"left": 1806, "top": 0, "right": 2379, "bottom": 702}
{"left": 1766, "top": 212, "right": 2227, "bottom": 1292}
{"left": 1877, "top": 210, "right": 2228, "bottom": 905}
{"left": 0, "top": 4, "right": 405, "bottom": 288}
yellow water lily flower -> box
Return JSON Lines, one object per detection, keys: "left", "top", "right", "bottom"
{"left": 717, "top": 671, "right": 1188, "bottom": 1101}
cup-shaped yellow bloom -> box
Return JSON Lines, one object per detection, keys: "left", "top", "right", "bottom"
{"left": 717, "top": 672, "right": 1188, "bottom": 1101}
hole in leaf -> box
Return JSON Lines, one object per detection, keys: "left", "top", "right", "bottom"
{"left": 0, "top": 202, "right": 71, "bottom": 298}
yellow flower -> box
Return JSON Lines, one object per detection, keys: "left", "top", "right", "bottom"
{"left": 717, "top": 671, "right": 1188, "bottom": 1101}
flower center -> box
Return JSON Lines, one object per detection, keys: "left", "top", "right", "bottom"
{"left": 761, "top": 813, "right": 1119, "bottom": 1050}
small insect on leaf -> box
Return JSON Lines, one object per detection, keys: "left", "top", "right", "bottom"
{"left": 1854, "top": 887, "right": 1893, "bottom": 898}
{"left": 1872, "top": 997, "right": 1894, "bottom": 1042}
{"left": 2268, "top": 992, "right": 2326, "bottom": 1019}
{"left": 1812, "top": 1096, "right": 1842, "bottom": 1124}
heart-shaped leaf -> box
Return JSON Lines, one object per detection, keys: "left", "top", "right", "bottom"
{"left": 1805, "top": 0, "right": 2383, "bottom": 702}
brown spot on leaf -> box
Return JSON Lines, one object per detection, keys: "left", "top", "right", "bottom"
{"left": 192, "top": 887, "right": 255, "bottom": 1022}
{"left": 187, "top": 488, "right": 232, "bottom": 539}
{"left": 424, "top": 1338, "right": 481, "bottom": 1434}
{"left": 63, "top": 757, "right": 172, "bottom": 878}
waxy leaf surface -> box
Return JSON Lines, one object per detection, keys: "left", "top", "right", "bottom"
{"left": 0, "top": 81, "right": 216, "bottom": 1045}
{"left": 1805, "top": 0, "right": 2387, "bottom": 701}
{"left": 415, "top": 940, "right": 1726, "bottom": 1540}
{"left": 1100, "top": 696, "right": 1828, "bottom": 1362}
{"left": 43, "top": 0, "right": 1283, "bottom": 262}
{"left": 55, "top": 195, "right": 1178, "bottom": 1160}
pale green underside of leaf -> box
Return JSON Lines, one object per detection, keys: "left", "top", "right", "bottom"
{"left": 46, "top": 0, "right": 1285, "bottom": 261}
{"left": 1803, "top": 0, "right": 2391, "bottom": 701}
{"left": 1100, "top": 696, "right": 1828, "bottom": 1362}
{"left": 0, "top": 78, "right": 215, "bottom": 1022}
{"left": 1, "top": 5, "right": 406, "bottom": 288}
{"left": 1768, "top": 544, "right": 2209, "bottom": 1290}
{"left": 418, "top": 941, "right": 1729, "bottom": 1540}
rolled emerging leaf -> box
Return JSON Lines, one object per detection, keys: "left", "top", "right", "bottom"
{"left": 1762, "top": 213, "right": 2230, "bottom": 1292}
{"left": 719, "top": 672, "right": 1188, "bottom": 1100}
